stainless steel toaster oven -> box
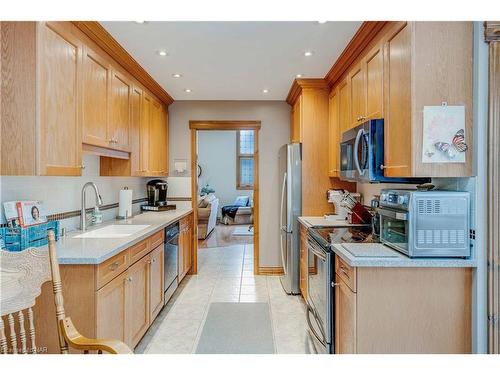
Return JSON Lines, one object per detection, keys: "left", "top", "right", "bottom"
{"left": 378, "top": 190, "right": 470, "bottom": 258}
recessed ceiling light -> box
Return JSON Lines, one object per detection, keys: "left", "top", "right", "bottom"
{"left": 184, "top": 88, "right": 192, "bottom": 93}
{"left": 157, "top": 50, "right": 168, "bottom": 57}
{"left": 172, "top": 73, "right": 182, "bottom": 78}
{"left": 135, "top": 21, "right": 146, "bottom": 24}
{"left": 262, "top": 89, "right": 269, "bottom": 94}
{"left": 318, "top": 20, "right": 328, "bottom": 24}
{"left": 304, "top": 51, "right": 314, "bottom": 57}
{"left": 296, "top": 74, "right": 303, "bottom": 78}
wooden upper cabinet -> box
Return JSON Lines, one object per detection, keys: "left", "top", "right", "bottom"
{"left": 365, "top": 43, "right": 384, "bottom": 120}
{"left": 349, "top": 63, "right": 366, "bottom": 128}
{"left": 338, "top": 79, "right": 351, "bottom": 135}
{"left": 37, "top": 22, "right": 83, "bottom": 176}
{"left": 82, "top": 45, "right": 110, "bottom": 148}
{"left": 328, "top": 88, "right": 340, "bottom": 177}
{"left": 384, "top": 22, "right": 413, "bottom": 177}
{"left": 109, "top": 70, "right": 131, "bottom": 151}
{"left": 147, "top": 98, "right": 168, "bottom": 176}
{"left": 291, "top": 96, "right": 302, "bottom": 142}
{"left": 140, "top": 94, "right": 152, "bottom": 175}
{"left": 129, "top": 86, "right": 143, "bottom": 176}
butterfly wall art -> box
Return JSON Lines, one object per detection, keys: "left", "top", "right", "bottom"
{"left": 422, "top": 105, "right": 467, "bottom": 164}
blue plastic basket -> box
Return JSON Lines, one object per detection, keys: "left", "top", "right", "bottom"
{"left": 0, "top": 221, "right": 59, "bottom": 252}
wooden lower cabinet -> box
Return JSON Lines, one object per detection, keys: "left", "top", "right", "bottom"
{"left": 33, "top": 228, "right": 169, "bottom": 353}
{"left": 96, "top": 271, "right": 128, "bottom": 344}
{"left": 299, "top": 223, "right": 308, "bottom": 299}
{"left": 125, "top": 255, "right": 150, "bottom": 348}
{"left": 149, "top": 245, "right": 164, "bottom": 322}
{"left": 334, "top": 261, "right": 472, "bottom": 354}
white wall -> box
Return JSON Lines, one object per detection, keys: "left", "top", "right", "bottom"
{"left": 168, "top": 101, "right": 290, "bottom": 267}
{"left": 0, "top": 154, "right": 149, "bottom": 231}
{"left": 198, "top": 130, "right": 252, "bottom": 216}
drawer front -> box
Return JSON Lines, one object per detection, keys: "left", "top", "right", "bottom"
{"left": 129, "top": 238, "right": 150, "bottom": 265}
{"left": 97, "top": 250, "right": 129, "bottom": 289}
{"left": 335, "top": 256, "right": 356, "bottom": 292}
{"left": 149, "top": 230, "right": 164, "bottom": 249}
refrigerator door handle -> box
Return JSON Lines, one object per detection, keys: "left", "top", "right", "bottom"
{"left": 279, "top": 172, "right": 287, "bottom": 230}
{"left": 280, "top": 230, "right": 288, "bottom": 275}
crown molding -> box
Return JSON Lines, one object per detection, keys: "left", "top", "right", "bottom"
{"left": 72, "top": 21, "right": 174, "bottom": 106}
{"left": 286, "top": 78, "right": 329, "bottom": 105}
{"left": 324, "top": 21, "right": 388, "bottom": 88}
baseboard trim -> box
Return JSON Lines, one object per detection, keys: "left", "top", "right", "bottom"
{"left": 258, "top": 266, "right": 284, "bottom": 276}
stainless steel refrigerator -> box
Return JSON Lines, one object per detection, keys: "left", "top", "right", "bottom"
{"left": 279, "top": 143, "right": 302, "bottom": 295}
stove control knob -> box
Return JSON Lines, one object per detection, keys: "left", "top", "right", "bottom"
{"left": 398, "top": 196, "right": 406, "bottom": 205}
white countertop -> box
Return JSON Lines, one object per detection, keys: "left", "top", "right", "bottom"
{"left": 51, "top": 209, "right": 192, "bottom": 265}
{"left": 332, "top": 243, "right": 476, "bottom": 268}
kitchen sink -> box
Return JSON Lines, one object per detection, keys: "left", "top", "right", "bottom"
{"left": 73, "top": 224, "right": 151, "bottom": 239}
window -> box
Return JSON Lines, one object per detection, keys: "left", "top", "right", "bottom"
{"left": 236, "top": 130, "right": 255, "bottom": 189}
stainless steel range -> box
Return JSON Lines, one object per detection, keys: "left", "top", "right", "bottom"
{"left": 305, "top": 225, "right": 372, "bottom": 354}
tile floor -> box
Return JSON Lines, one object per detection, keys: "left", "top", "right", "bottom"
{"left": 135, "top": 243, "right": 314, "bottom": 354}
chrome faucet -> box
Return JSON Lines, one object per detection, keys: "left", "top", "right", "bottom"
{"left": 80, "top": 182, "right": 103, "bottom": 231}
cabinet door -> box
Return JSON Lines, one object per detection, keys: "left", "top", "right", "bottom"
{"left": 149, "top": 245, "right": 164, "bottom": 322}
{"left": 291, "top": 96, "right": 302, "bottom": 142}
{"left": 349, "top": 63, "right": 366, "bottom": 128}
{"left": 384, "top": 22, "right": 412, "bottom": 177}
{"left": 338, "top": 79, "right": 350, "bottom": 135}
{"left": 141, "top": 94, "right": 152, "bottom": 174}
{"left": 109, "top": 70, "right": 131, "bottom": 151}
{"left": 335, "top": 275, "right": 356, "bottom": 354}
{"left": 126, "top": 256, "right": 150, "bottom": 348}
{"left": 157, "top": 106, "right": 169, "bottom": 175}
{"left": 96, "top": 272, "right": 127, "bottom": 343}
{"left": 365, "top": 43, "right": 384, "bottom": 120}
{"left": 328, "top": 88, "right": 340, "bottom": 177}
{"left": 147, "top": 99, "right": 164, "bottom": 175}
{"left": 82, "top": 46, "right": 110, "bottom": 148}
{"left": 37, "top": 22, "right": 82, "bottom": 176}
{"left": 130, "top": 86, "right": 143, "bottom": 176}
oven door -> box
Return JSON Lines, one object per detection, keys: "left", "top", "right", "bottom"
{"left": 306, "top": 235, "right": 333, "bottom": 354}
{"left": 378, "top": 207, "right": 410, "bottom": 256}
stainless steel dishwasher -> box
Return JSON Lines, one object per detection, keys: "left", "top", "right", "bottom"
{"left": 164, "top": 222, "right": 179, "bottom": 304}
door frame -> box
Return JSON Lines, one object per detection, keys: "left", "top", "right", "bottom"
{"left": 189, "top": 120, "right": 261, "bottom": 275}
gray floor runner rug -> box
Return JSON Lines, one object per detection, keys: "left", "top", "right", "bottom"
{"left": 195, "top": 302, "right": 275, "bottom": 354}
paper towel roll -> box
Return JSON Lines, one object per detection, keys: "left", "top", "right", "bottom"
{"left": 118, "top": 188, "right": 133, "bottom": 218}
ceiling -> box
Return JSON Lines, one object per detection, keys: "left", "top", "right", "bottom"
{"left": 101, "top": 21, "right": 361, "bottom": 101}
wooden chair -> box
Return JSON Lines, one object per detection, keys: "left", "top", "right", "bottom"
{"left": 0, "top": 230, "right": 132, "bottom": 354}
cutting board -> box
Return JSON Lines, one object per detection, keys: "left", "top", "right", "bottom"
{"left": 342, "top": 243, "right": 399, "bottom": 258}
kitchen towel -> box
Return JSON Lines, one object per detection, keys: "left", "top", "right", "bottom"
{"left": 118, "top": 188, "right": 133, "bottom": 218}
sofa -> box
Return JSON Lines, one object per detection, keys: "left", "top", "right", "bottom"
{"left": 221, "top": 196, "right": 253, "bottom": 225}
{"left": 197, "top": 194, "right": 219, "bottom": 239}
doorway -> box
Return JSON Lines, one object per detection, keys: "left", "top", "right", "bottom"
{"left": 189, "top": 121, "right": 261, "bottom": 275}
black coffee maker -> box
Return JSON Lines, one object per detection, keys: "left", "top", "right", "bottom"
{"left": 146, "top": 179, "right": 168, "bottom": 207}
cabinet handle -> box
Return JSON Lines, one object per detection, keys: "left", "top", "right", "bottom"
{"left": 331, "top": 282, "right": 340, "bottom": 287}
{"left": 108, "top": 262, "right": 119, "bottom": 271}
{"left": 79, "top": 164, "right": 86, "bottom": 169}
{"left": 380, "top": 164, "right": 408, "bottom": 170}
{"left": 340, "top": 266, "right": 349, "bottom": 277}
{"left": 152, "top": 258, "right": 156, "bottom": 263}
{"left": 127, "top": 277, "right": 132, "bottom": 282}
